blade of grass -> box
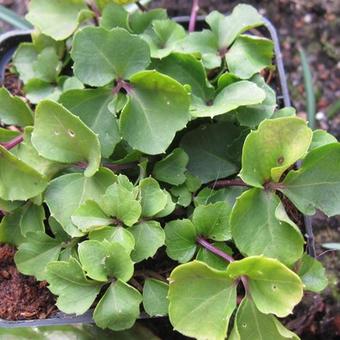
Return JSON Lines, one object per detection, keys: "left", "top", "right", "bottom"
{"left": 299, "top": 47, "right": 316, "bottom": 129}
{"left": 0, "top": 5, "right": 32, "bottom": 30}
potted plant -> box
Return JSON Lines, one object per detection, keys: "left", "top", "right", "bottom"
{"left": 0, "top": 0, "right": 338, "bottom": 338}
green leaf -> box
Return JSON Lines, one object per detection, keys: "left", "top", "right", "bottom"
{"left": 230, "top": 189, "right": 304, "bottom": 265}
{"left": 89, "top": 226, "right": 135, "bottom": 254}
{"left": 309, "top": 129, "right": 337, "bottom": 151}
{"left": 297, "top": 254, "right": 328, "bottom": 292}
{"left": 165, "top": 219, "right": 197, "bottom": 263}
{"left": 72, "top": 27, "right": 150, "bottom": 86}
{"left": 154, "top": 190, "right": 176, "bottom": 218}
{"left": 235, "top": 75, "right": 276, "bottom": 128}
{"left": 193, "top": 202, "right": 232, "bottom": 241}
{"left": 33, "top": 47, "right": 62, "bottom": 83}
{"left": 206, "top": 5, "right": 263, "bottom": 48}
{"left": 129, "top": 220, "right": 165, "bottom": 262}
{"left": 170, "top": 184, "right": 192, "bottom": 207}
{"left": 180, "top": 122, "right": 247, "bottom": 183}
{"left": 129, "top": 9, "right": 167, "bottom": 33}
{"left": 59, "top": 88, "right": 121, "bottom": 158}
{"left": 46, "top": 257, "right": 102, "bottom": 315}
{"left": 152, "top": 148, "right": 188, "bottom": 186}
{"left": 12, "top": 43, "right": 38, "bottom": 83}
{"left": 226, "top": 35, "right": 274, "bottom": 79}
{"left": 93, "top": 281, "right": 142, "bottom": 331}
{"left": 230, "top": 298, "right": 300, "bottom": 340}
{"left": 120, "top": 70, "right": 190, "bottom": 154}
{"left": 280, "top": 143, "right": 340, "bottom": 217}
{"left": 104, "top": 240, "right": 134, "bottom": 282}
{"left": 100, "top": 3, "right": 129, "bottom": 30}
{"left": 0, "top": 128, "right": 20, "bottom": 143}
{"left": 26, "top": 0, "right": 92, "bottom": 41}
{"left": 0, "top": 88, "right": 33, "bottom": 126}
{"left": 196, "top": 242, "right": 232, "bottom": 271}
{"left": 31, "top": 100, "right": 101, "bottom": 177}
{"left": 0, "top": 199, "right": 23, "bottom": 213}
{"left": 78, "top": 240, "right": 133, "bottom": 282}
{"left": 45, "top": 169, "right": 116, "bottom": 236}
{"left": 240, "top": 117, "right": 312, "bottom": 187}
{"left": 272, "top": 107, "right": 296, "bottom": 119}
{"left": 139, "top": 177, "right": 168, "bottom": 216}
{"left": 101, "top": 182, "right": 141, "bottom": 226}
{"left": 0, "top": 208, "right": 26, "bottom": 246}
{"left": 191, "top": 80, "right": 266, "bottom": 118}
{"left": 180, "top": 30, "right": 220, "bottom": 69}
{"left": 151, "top": 52, "right": 213, "bottom": 100}
{"left": 20, "top": 203, "right": 45, "bottom": 236}
{"left": 168, "top": 261, "right": 236, "bottom": 340}
{"left": 16, "top": 127, "right": 65, "bottom": 178}
{"left": 0, "top": 146, "right": 48, "bottom": 201}
{"left": 227, "top": 256, "right": 303, "bottom": 317}
{"left": 71, "top": 200, "right": 113, "bottom": 232}
{"left": 142, "top": 19, "right": 186, "bottom": 59}
{"left": 15, "top": 231, "right": 61, "bottom": 281}
{"left": 143, "top": 278, "right": 169, "bottom": 317}
{"left": 24, "top": 79, "right": 60, "bottom": 104}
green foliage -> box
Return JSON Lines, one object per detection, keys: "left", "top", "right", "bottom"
{"left": 0, "top": 2, "right": 336, "bottom": 338}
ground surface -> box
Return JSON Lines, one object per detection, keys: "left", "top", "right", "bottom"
{"left": 0, "top": 0, "right": 339, "bottom": 338}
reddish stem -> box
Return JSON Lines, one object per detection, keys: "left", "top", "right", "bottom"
{"left": 196, "top": 236, "right": 234, "bottom": 263}
{"left": 77, "top": 161, "right": 136, "bottom": 172}
{"left": 189, "top": 0, "right": 199, "bottom": 32}
{"left": 208, "top": 178, "right": 249, "bottom": 189}
{"left": 1, "top": 135, "right": 24, "bottom": 150}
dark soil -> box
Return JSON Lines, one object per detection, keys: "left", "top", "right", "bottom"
{"left": 3, "top": 66, "right": 24, "bottom": 97}
{"left": 0, "top": 243, "right": 56, "bottom": 321}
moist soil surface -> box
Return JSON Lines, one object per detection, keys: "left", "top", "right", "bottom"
{"left": 0, "top": 243, "right": 56, "bottom": 321}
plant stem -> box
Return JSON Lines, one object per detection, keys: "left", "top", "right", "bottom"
{"left": 76, "top": 161, "right": 136, "bottom": 172}
{"left": 112, "top": 79, "right": 133, "bottom": 95}
{"left": 208, "top": 178, "right": 249, "bottom": 189}
{"left": 189, "top": 0, "right": 199, "bottom": 32}
{"left": 136, "top": 1, "right": 147, "bottom": 12}
{"left": 0, "top": 134, "right": 24, "bottom": 150}
{"left": 196, "top": 236, "right": 234, "bottom": 263}
{"left": 196, "top": 237, "right": 249, "bottom": 293}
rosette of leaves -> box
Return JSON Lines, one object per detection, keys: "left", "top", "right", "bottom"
{"left": 0, "top": 0, "right": 337, "bottom": 338}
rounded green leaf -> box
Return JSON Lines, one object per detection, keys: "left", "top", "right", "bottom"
{"left": 129, "top": 220, "right": 165, "bottom": 263}
{"left": 230, "top": 298, "right": 299, "bottom": 340}
{"left": 165, "top": 219, "right": 197, "bottom": 263}
{"left": 46, "top": 258, "right": 102, "bottom": 315}
{"left": 191, "top": 80, "right": 266, "bottom": 118}
{"left": 309, "top": 129, "right": 337, "bottom": 151}
{"left": 240, "top": 117, "right": 313, "bottom": 187}
{"left": 0, "top": 88, "right": 33, "bottom": 126}
{"left": 168, "top": 261, "right": 237, "bottom": 340}
{"left": 31, "top": 100, "right": 101, "bottom": 177}
{"left": 78, "top": 240, "right": 109, "bottom": 282}
{"left": 139, "top": 177, "right": 168, "bottom": 217}
{"left": 26, "top": 0, "right": 92, "bottom": 41}
{"left": 59, "top": 88, "right": 121, "bottom": 158}
{"left": 15, "top": 231, "right": 61, "bottom": 281}
{"left": 230, "top": 188, "right": 304, "bottom": 265}
{"left": 196, "top": 242, "right": 232, "bottom": 271}
{"left": 45, "top": 169, "right": 116, "bottom": 237}
{"left": 93, "top": 281, "right": 142, "bottom": 331}
{"left": 297, "top": 254, "right": 328, "bottom": 292}
{"left": 0, "top": 146, "right": 48, "bottom": 201}
{"left": 120, "top": 70, "right": 190, "bottom": 155}
{"left": 280, "top": 143, "right": 340, "bottom": 217}
{"left": 143, "top": 278, "right": 169, "bottom": 317}
{"left": 227, "top": 256, "right": 303, "bottom": 317}
{"left": 20, "top": 203, "right": 45, "bottom": 236}
{"left": 71, "top": 200, "right": 113, "bottom": 232}
{"left": 101, "top": 182, "right": 141, "bottom": 226}
{"left": 72, "top": 27, "right": 151, "bottom": 86}
{"left": 89, "top": 226, "right": 135, "bottom": 254}
{"left": 193, "top": 202, "right": 232, "bottom": 241}
{"left": 226, "top": 35, "right": 274, "bottom": 79}
{"left": 152, "top": 148, "right": 189, "bottom": 186}
{"left": 180, "top": 122, "right": 247, "bottom": 183}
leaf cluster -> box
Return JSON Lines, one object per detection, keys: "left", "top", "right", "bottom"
{"left": 0, "top": 1, "right": 337, "bottom": 338}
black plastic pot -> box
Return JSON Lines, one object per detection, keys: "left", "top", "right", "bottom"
{"left": 0, "top": 16, "right": 312, "bottom": 328}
